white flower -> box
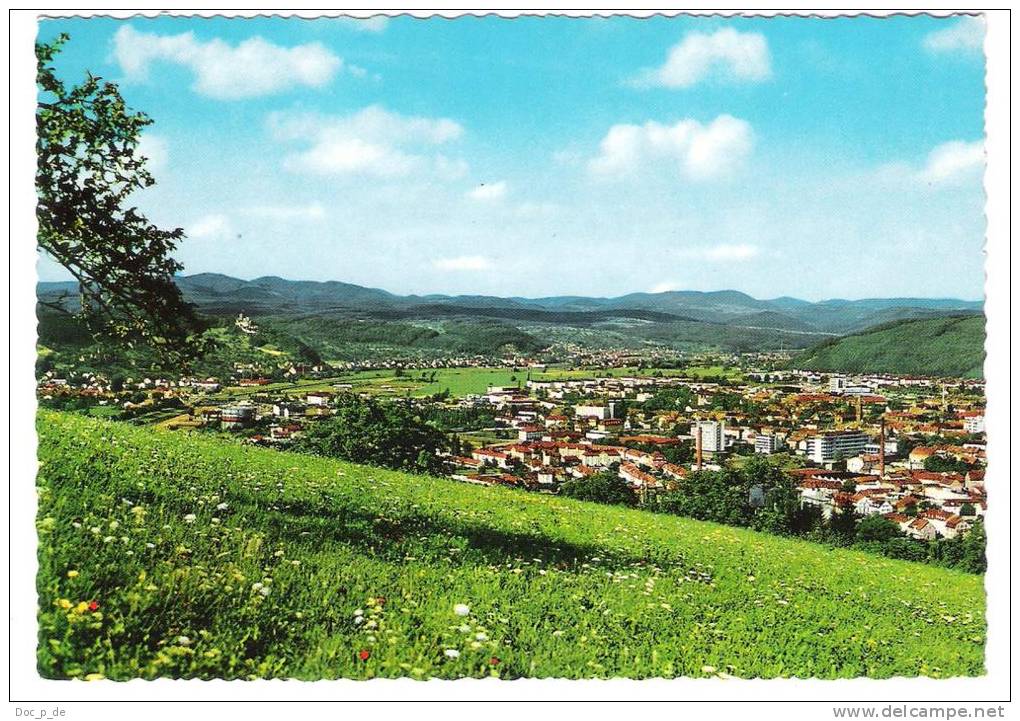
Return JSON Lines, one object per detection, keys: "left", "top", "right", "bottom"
{"left": 177, "top": 636, "right": 191, "bottom": 646}
{"left": 183, "top": 514, "right": 197, "bottom": 524}
{"left": 475, "top": 632, "right": 488, "bottom": 641}
{"left": 353, "top": 616, "right": 365, "bottom": 626}
{"left": 453, "top": 603, "right": 471, "bottom": 616}
{"left": 216, "top": 502, "right": 228, "bottom": 511}
{"left": 354, "top": 609, "right": 364, "bottom": 616}
{"left": 444, "top": 649, "right": 461, "bottom": 659}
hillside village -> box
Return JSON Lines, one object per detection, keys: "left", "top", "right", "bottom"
{"left": 38, "top": 346, "right": 987, "bottom": 545}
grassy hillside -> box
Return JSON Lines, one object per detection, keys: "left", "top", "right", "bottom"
{"left": 36, "top": 412, "right": 985, "bottom": 680}
{"left": 793, "top": 315, "right": 985, "bottom": 378}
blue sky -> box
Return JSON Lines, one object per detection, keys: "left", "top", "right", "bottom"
{"left": 37, "top": 14, "right": 987, "bottom": 301}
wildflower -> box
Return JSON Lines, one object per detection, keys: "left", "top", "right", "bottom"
{"left": 358, "top": 649, "right": 371, "bottom": 661}
{"left": 177, "top": 636, "right": 192, "bottom": 646}
{"left": 88, "top": 600, "right": 99, "bottom": 612}
{"left": 489, "top": 657, "right": 501, "bottom": 666}
{"left": 84, "top": 673, "right": 105, "bottom": 681}
{"left": 57, "top": 599, "right": 72, "bottom": 610}
{"left": 183, "top": 514, "right": 197, "bottom": 524}
{"left": 67, "top": 570, "right": 79, "bottom": 579}
{"left": 216, "top": 502, "right": 229, "bottom": 511}
{"left": 475, "top": 632, "right": 488, "bottom": 641}
{"left": 444, "top": 649, "right": 461, "bottom": 659}
{"left": 701, "top": 665, "right": 717, "bottom": 674}
{"left": 453, "top": 603, "right": 471, "bottom": 616}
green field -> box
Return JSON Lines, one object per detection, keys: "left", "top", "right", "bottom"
{"left": 213, "top": 365, "right": 745, "bottom": 402}
{"left": 36, "top": 411, "right": 985, "bottom": 680}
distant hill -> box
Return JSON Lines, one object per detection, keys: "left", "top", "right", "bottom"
{"left": 38, "top": 273, "right": 983, "bottom": 334}
{"left": 37, "top": 274, "right": 984, "bottom": 356}
{"left": 792, "top": 315, "right": 986, "bottom": 378}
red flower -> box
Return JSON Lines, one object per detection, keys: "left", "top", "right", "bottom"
{"left": 489, "top": 657, "right": 501, "bottom": 666}
{"left": 376, "top": 596, "right": 386, "bottom": 606}
{"left": 88, "top": 601, "right": 100, "bottom": 612}
{"left": 358, "top": 649, "right": 371, "bottom": 661}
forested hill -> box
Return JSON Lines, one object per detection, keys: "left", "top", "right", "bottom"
{"left": 792, "top": 315, "right": 985, "bottom": 378}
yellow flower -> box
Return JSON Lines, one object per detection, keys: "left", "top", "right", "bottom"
{"left": 84, "top": 673, "right": 105, "bottom": 681}
{"left": 57, "top": 598, "right": 72, "bottom": 610}
{"left": 74, "top": 601, "right": 89, "bottom": 614}
{"left": 67, "top": 570, "right": 79, "bottom": 578}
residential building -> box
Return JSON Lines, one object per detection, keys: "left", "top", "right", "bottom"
{"left": 806, "top": 431, "right": 868, "bottom": 464}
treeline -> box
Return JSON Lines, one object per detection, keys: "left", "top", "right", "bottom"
{"left": 561, "top": 457, "right": 986, "bottom": 575}
{"left": 262, "top": 316, "right": 546, "bottom": 357}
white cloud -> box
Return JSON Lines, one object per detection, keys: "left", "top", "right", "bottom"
{"left": 633, "top": 28, "right": 771, "bottom": 89}
{"left": 650, "top": 281, "right": 683, "bottom": 293}
{"left": 337, "top": 16, "right": 389, "bottom": 33}
{"left": 877, "top": 140, "right": 985, "bottom": 187}
{"left": 923, "top": 16, "right": 985, "bottom": 53}
{"left": 433, "top": 255, "right": 494, "bottom": 272}
{"left": 188, "top": 214, "right": 233, "bottom": 239}
{"left": 246, "top": 203, "right": 327, "bottom": 222}
{"left": 136, "top": 134, "right": 168, "bottom": 174}
{"left": 677, "top": 244, "right": 760, "bottom": 263}
{"left": 589, "top": 115, "right": 753, "bottom": 181}
{"left": 466, "top": 181, "right": 507, "bottom": 201}
{"left": 918, "top": 141, "right": 985, "bottom": 185}
{"left": 112, "top": 25, "right": 342, "bottom": 99}
{"left": 272, "top": 105, "right": 465, "bottom": 179}
{"left": 703, "top": 243, "right": 759, "bottom": 261}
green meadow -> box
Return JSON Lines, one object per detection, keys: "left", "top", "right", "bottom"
{"left": 36, "top": 411, "right": 984, "bottom": 680}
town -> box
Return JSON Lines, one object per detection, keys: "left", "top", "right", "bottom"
{"left": 38, "top": 337, "right": 987, "bottom": 547}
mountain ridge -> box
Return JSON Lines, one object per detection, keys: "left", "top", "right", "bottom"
{"left": 37, "top": 272, "right": 983, "bottom": 336}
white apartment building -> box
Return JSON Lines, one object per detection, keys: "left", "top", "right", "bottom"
{"left": 806, "top": 431, "right": 869, "bottom": 464}
{"left": 754, "top": 434, "right": 783, "bottom": 455}
{"left": 695, "top": 420, "right": 726, "bottom": 453}
{"left": 963, "top": 415, "right": 986, "bottom": 434}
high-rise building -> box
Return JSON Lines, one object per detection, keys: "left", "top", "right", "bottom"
{"left": 695, "top": 421, "right": 726, "bottom": 453}
{"left": 754, "top": 434, "right": 783, "bottom": 455}
{"left": 806, "top": 431, "right": 868, "bottom": 464}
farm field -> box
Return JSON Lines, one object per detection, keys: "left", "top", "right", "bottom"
{"left": 212, "top": 365, "right": 745, "bottom": 402}
{"left": 36, "top": 411, "right": 985, "bottom": 681}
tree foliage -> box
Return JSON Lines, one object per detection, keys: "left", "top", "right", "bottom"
{"left": 36, "top": 34, "right": 201, "bottom": 356}
{"left": 293, "top": 394, "right": 448, "bottom": 475}
{"left": 559, "top": 470, "right": 637, "bottom": 507}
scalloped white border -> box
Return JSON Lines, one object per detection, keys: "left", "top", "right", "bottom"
{"left": 7, "top": 6, "right": 1012, "bottom": 712}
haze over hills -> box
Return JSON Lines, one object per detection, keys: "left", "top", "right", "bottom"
{"left": 38, "top": 273, "right": 984, "bottom": 336}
